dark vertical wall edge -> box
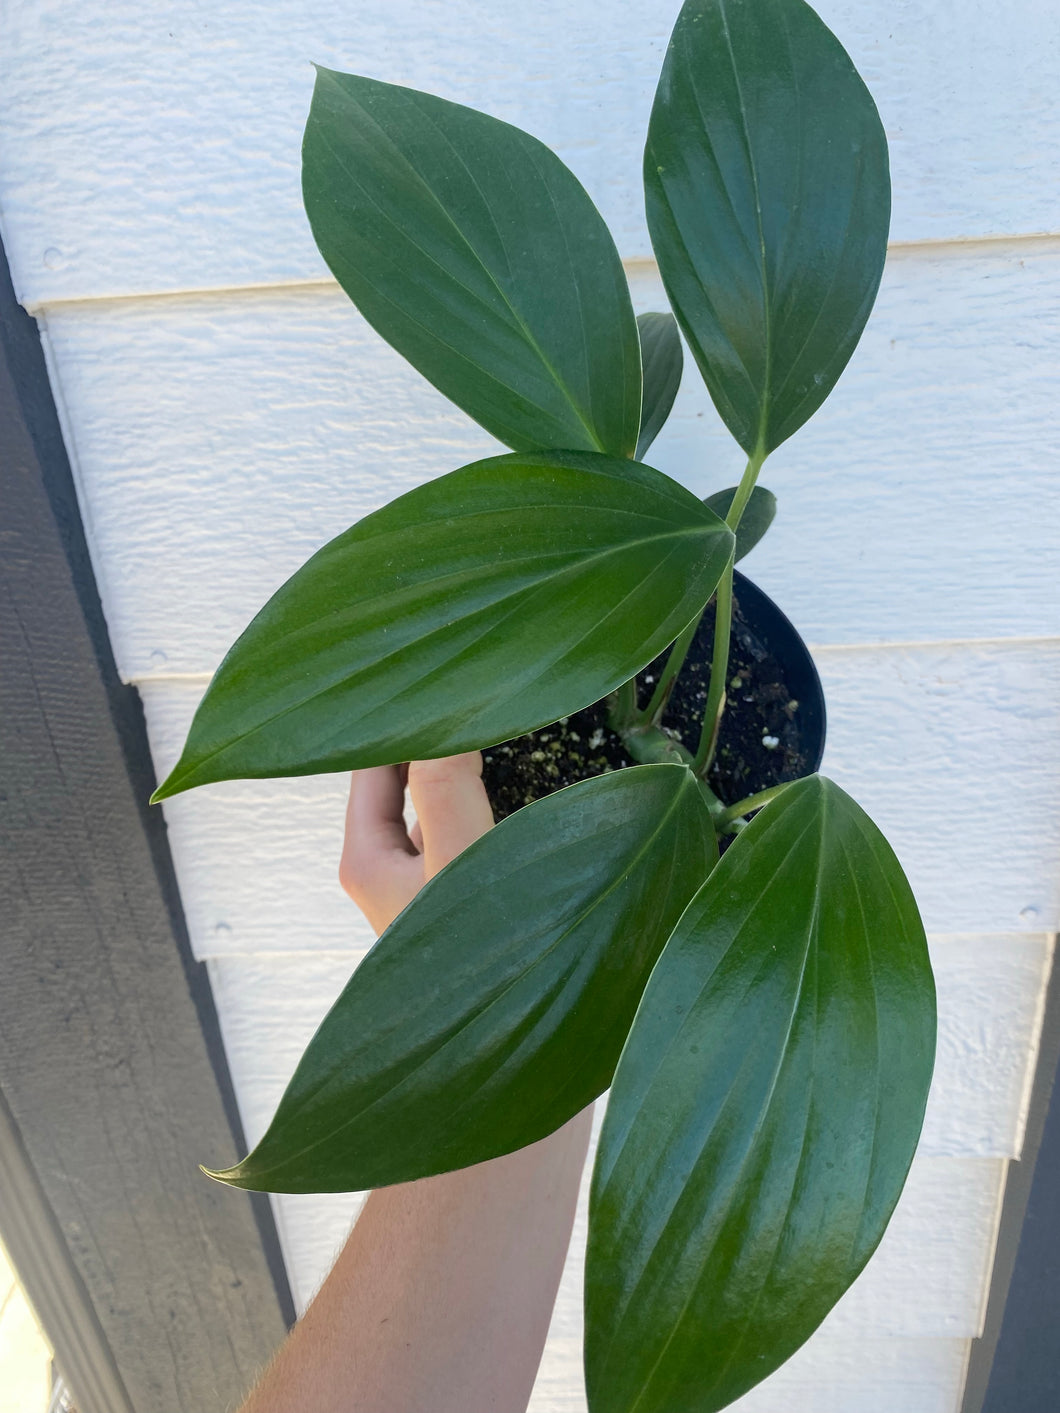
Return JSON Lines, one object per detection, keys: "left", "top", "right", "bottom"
{"left": 962, "top": 937, "right": 1060, "bottom": 1413}
{"left": 0, "top": 254, "right": 296, "bottom": 1334}
{"left": 0, "top": 1089, "right": 134, "bottom": 1413}
{"left": 0, "top": 228, "right": 293, "bottom": 1413}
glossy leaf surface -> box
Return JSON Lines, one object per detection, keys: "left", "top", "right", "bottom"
{"left": 645, "top": 0, "right": 890, "bottom": 455}
{"left": 154, "top": 452, "right": 734, "bottom": 798}
{"left": 208, "top": 766, "right": 716, "bottom": 1192}
{"left": 636, "top": 312, "right": 684, "bottom": 459}
{"left": 304, "top": 68, "right": 641, "bottom": 457}
{"left": 586, "top": 775, "right": 935, "bottom": 1413}
{"left": 703, "top": 484, "right": 776, "bottom": 561}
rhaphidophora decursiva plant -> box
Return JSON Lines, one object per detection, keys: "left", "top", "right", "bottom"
{"left": 153, "top": 2, "right": 937, "bottom": 1407}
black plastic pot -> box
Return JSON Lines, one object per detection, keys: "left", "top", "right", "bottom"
{"left": 482, "top": 570, "right": 826, "bottom": 821}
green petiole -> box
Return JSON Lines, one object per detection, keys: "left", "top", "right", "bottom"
{"left": 715, "top": 781, "right": 794, "bottom": 831}
{"left": 691, "top": 554, "right": 733, "bottom": 776}
{"left": 690, "top": 443, "right": 767, "bottom": 776}
{"left": 610, "top": 443, "right": 768, "bottom": 781}
{"left": 645, "top": 610, "right": 704, "bottom": 725}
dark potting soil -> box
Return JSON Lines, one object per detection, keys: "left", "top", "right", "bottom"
{"left": 481, "top": 586, "right": 813, "bottom": 823}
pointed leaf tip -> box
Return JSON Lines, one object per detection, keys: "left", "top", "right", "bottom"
{"left": 200, "top": 1162, "right": 239, "bottom": 1185}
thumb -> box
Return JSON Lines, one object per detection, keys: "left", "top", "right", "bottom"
{"left": 407, "top": 753, "right": 494, "bottom": 881}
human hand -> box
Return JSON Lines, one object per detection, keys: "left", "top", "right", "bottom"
{"left": 339, "top": 753, "right": 495, "bottom": 935}
{"left": 240, "top": 756, "right": 585, "bottom": 1413}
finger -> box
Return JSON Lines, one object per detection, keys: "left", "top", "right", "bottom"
{"left": 408, "top": 820, "right": 424, "bottom": 853}
{"left": 345, "top": 766, "right": 417, "bottom": 860}
{"left": 408, "top": 753, "right": 494, "bottom": 881}
{"left": 340, "top": 767, "right": 418, "bottom": 911}
{"left": 340, "top": 769, "right": 426, "bottom": 935}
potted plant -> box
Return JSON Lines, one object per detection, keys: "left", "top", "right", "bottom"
{"left": 152, "top": 0, "right": 937, "bottom": 1407}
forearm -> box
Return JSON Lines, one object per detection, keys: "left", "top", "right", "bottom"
{"left": 240, "top": 1106, "right": 593, "bottom": 1413}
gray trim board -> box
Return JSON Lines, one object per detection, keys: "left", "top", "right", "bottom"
{"left": 0, "top": 1090, "right": 134, "bottom": 1413}
{"left": 0, "top": 238, "right": 292, "bottom": 1410}
{"left": 962, "top": 939, "right": 1060, "bottom": 1413}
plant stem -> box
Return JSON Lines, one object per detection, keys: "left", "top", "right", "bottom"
{"left": 690, "top": 443, "right": 768, "bottom": 778}
{"left": 614, "top": 442, "right": 769, "bottom": 773}
{"left": 645, "top": 612, "right": 703, "bottom": 725}
{"left": 616, "top": 718, "right": 727, "bottom": 819}
{"left": 607, "top": 676, "right": 640, "bottom": 733}
{"left": 621, "top": 723, "right": 696, "bottom": 768}
{"left": 724, "top": 442, "right": 767, "bottom": 533}
{"left": 715, "top": 781, "right": 792, "bottom": 831}
{"left": 691, "top": 555, "right": 733, "bottom": 776}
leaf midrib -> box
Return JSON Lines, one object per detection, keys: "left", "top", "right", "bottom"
{"left": 717, "top": 0, "right": 773, "bottom": 450}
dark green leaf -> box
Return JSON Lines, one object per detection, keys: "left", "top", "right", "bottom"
{"left": 645, "top": 0, "right": 890, "bottom": 455}
{"left": 304, "top": 67, "right": 641, "bottom": 457}
{"left": 586, "top": 775, "right": 935, "bottom": 1413}
{"left": 207, "top": 765, "right": 716, "bottom": 1192}
{"left": 703, "top": 484, "right": 776, "bottom": 561}
{"left": 153, "top": 451, "right": 734, "bottom": 798}
{"left": 636, "top": 312, "right": 684, "bottom": 459}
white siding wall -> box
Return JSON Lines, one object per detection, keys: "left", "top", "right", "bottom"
{"left": 2, "top": 3, "right": 1058, "bottom": 1409}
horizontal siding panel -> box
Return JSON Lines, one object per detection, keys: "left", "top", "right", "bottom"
{"left": 742, "top": 241, "right": 1060, "bottom": 648}
{"left": 531, "top": 1334, "right": 969, "bottom": 1413}
{"left": 2, "top": 1, "right": 1059, "bottom": 304}
{"left": 162, "top": 774, "right": 372, "bottom": 959}
{"left": 923, "top": 937, "right": 1053, "bottom": 1160}
{"left": 207, "top": 935, "right": 1052, "bottom": 1171}
{"left": 42, "top": 285, "right": 500, "bottom": 685}
{"left": 40, "top": 248, "right": 1060, "bottom": 681}
{"left": 141, "top": 639, "right": 1060, "bottom": 948}
{"left": 816, "top": 642, "right": 1060, "bottom": 936}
